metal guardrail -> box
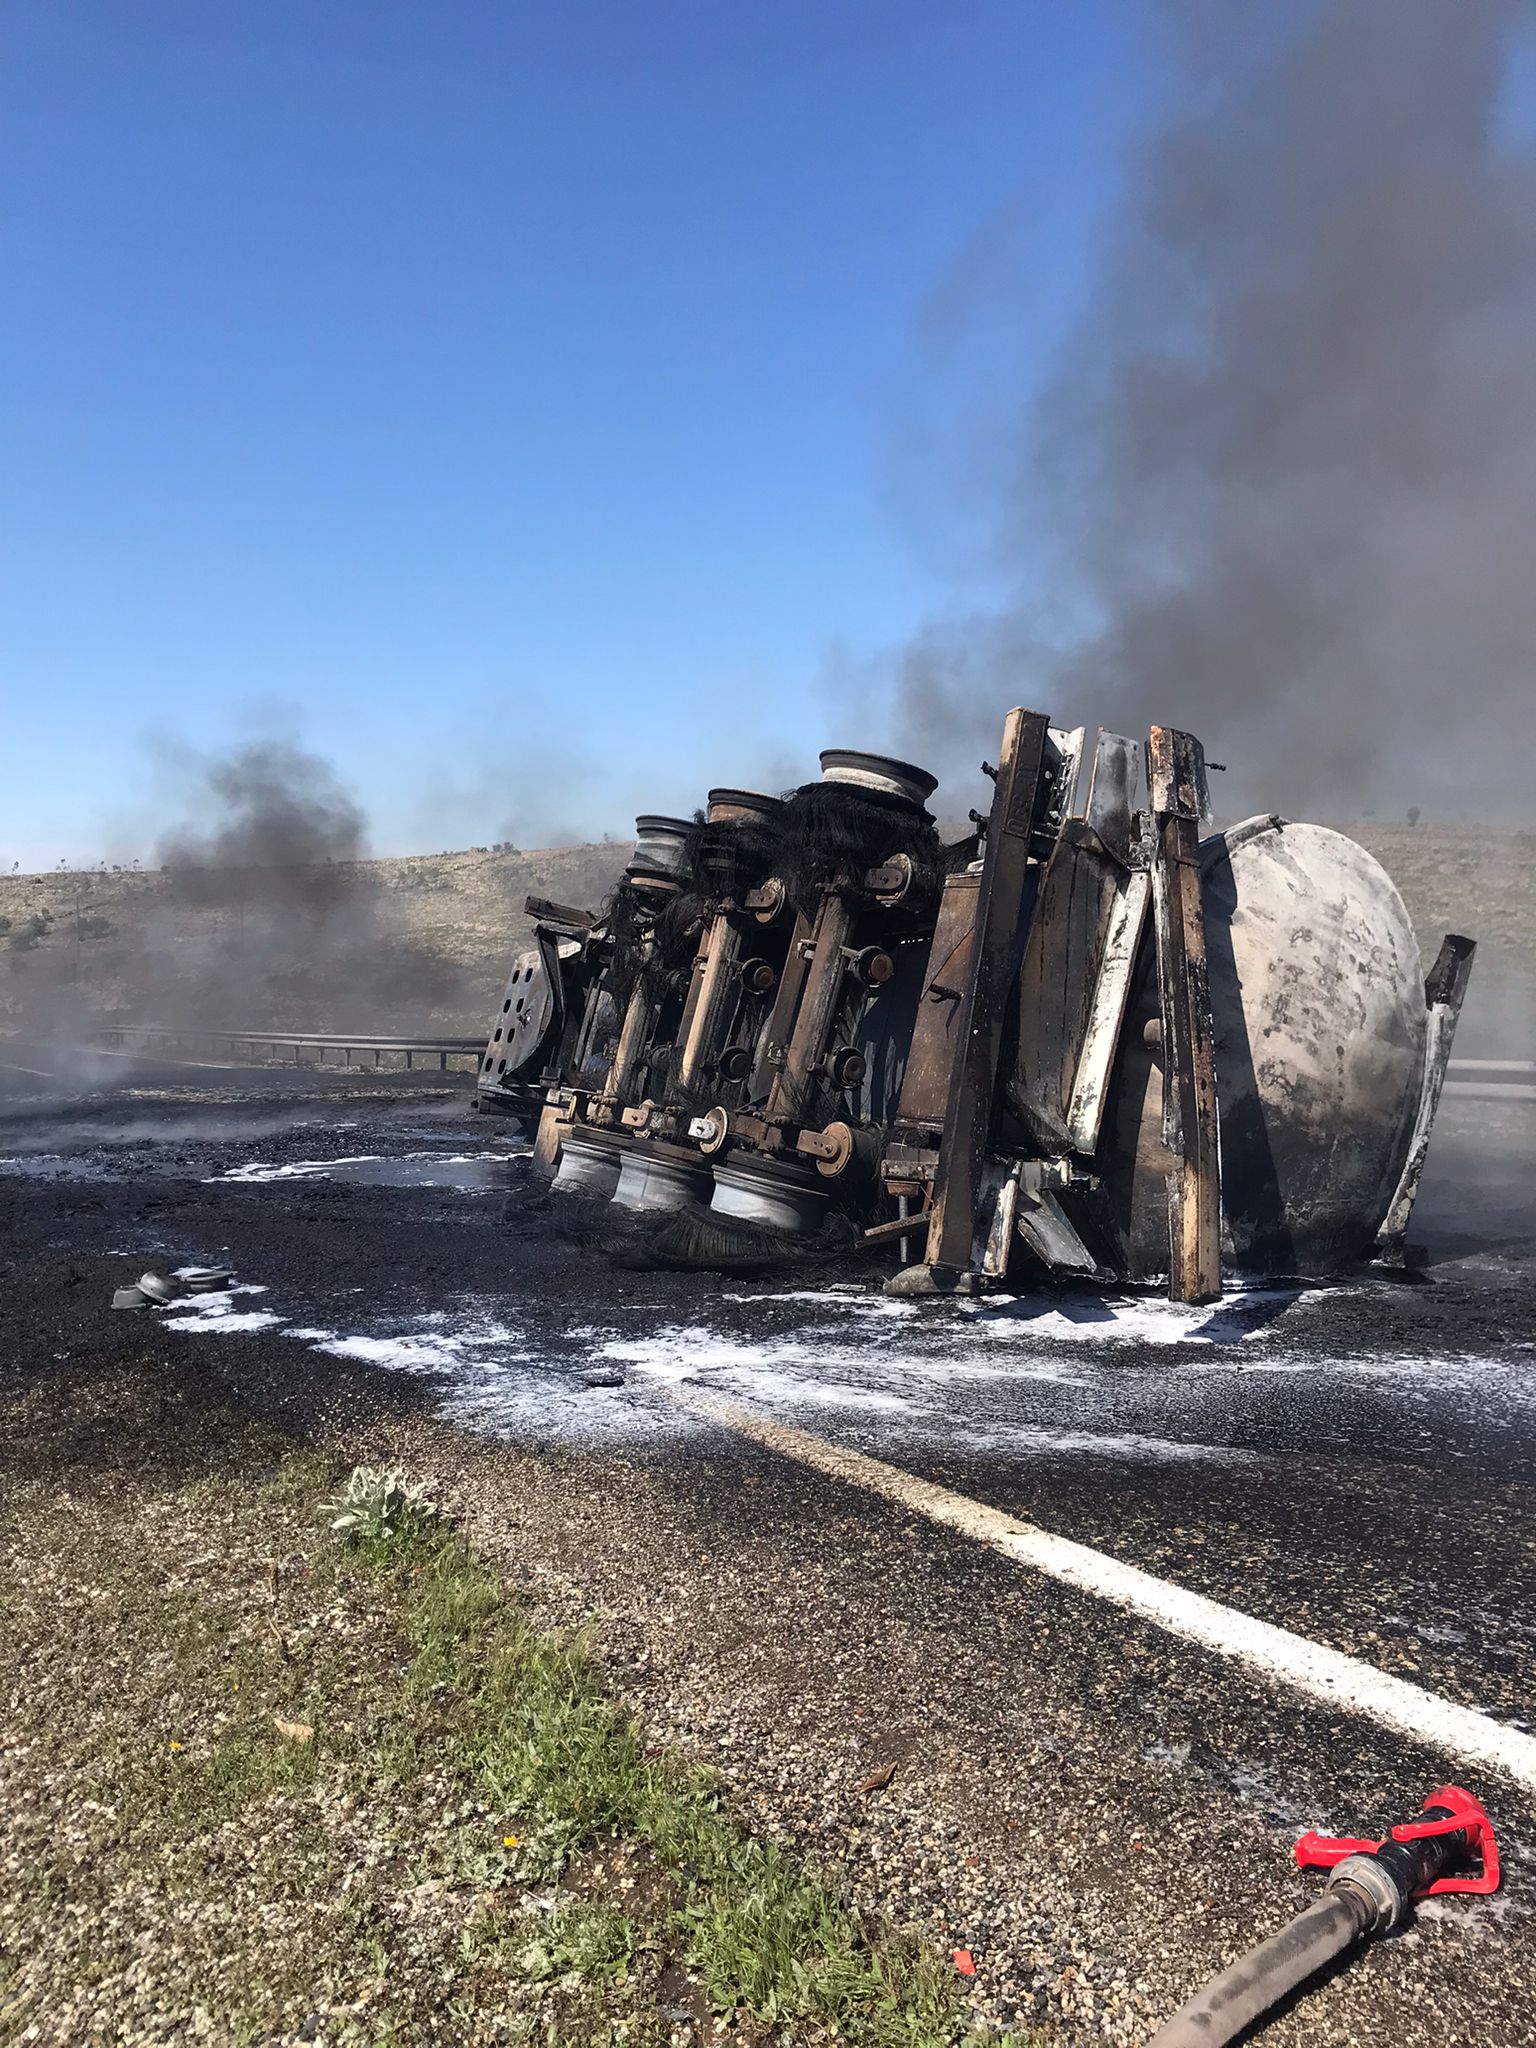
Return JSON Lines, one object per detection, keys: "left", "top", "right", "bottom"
{"left": 94, "top": 1025, "right": 484, "bottom": 1073}
{"left": 1443, "top": 1058, "right": 1536, "bottom": 1102}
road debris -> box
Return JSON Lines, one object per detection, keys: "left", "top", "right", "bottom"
{"left": 179, "top": 1265, "right": 233, "bottom": 1293}
{"left": 112, "top": 1265, "right": 238, "bottom": 1310}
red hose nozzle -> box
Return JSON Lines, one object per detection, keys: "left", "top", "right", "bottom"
{"left": 1295, "top": 1784, "right": 1499, "bottom": 1899}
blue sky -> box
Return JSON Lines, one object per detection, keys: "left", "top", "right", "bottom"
{"left": 1, "top": 1, "right": 1148, "bottom": 863}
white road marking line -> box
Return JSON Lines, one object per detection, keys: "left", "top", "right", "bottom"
{"left": 659, "top": 1382, "right": 1536, "bottom": 1794}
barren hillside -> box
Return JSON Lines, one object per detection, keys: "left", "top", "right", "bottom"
{"left": 1326, "top": 822, "right": 1534, "bottom": 1051}
{"left": 0, "top": 822, "right": 1529, "bottom": 1048}
{"left": 0, "top": 842, "right": 631, "bottom": 1039}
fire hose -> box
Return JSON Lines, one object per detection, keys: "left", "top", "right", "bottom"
{"left": 1147, "top": 1785, "right": 1499, "bottom": 2047}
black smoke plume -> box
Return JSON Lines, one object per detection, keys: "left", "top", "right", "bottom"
{"left": 157, "top": 740, "right": 367, "bottom": 902}
{"left": 144, "top": 737, "right": 474, "bottom": 1028}
{"left": 863, "top": 0, "right": 1536, "bottom": 824}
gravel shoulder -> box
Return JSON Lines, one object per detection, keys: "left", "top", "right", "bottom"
{"left": 2, "top": 1070, "right": 1534, "bottom": 2044}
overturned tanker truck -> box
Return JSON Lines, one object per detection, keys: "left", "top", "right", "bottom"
{"left": 474, "top": 711, "right": 1474, "bottom": 1305}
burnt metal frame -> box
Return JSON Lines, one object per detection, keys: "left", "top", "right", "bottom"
{"left": 1147, "top": 725, "right": 1223, "bottom": 1305}
{"left": 1375, "top": 931, "right": 1477, "bottom": 1261}
{"left": 896, "top": 715, "right": 1227, "bottom": 1303}
{"left": 920, "top": 707, "right": 1052, "bottom": 1278}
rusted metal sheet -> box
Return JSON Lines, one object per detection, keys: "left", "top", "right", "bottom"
{"left": 892, "top": 870, "right": 980, "bottom": 1136}
{"left": 1009, "top": 819, "right": 1146, "bottom": 1155}
{"left": 1148, "top": 725, "right": 1222, "bottom": 1305}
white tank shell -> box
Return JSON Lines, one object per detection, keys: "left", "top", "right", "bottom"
{"left": 1105, "top": 818, "right": 1427, "bottom": 1279}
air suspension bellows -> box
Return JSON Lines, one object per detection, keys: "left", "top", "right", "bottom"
{"left": 627, "top": 814, "right": 694, "bottom": 889}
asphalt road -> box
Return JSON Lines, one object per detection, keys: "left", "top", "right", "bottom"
{"left": 2, "top": 1042, "right": 1533, "bottom": 2045}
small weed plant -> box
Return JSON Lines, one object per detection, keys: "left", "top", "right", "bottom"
{"left": 321, "top": 1463, "right": 444, "bottom": 1552}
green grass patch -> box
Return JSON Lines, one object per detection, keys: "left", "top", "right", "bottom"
{"left": 321, "top": 1507, "right": 1020, "bottom": 2046}
{"left": 0, "top": 1367, "right": 1043, "bottom": 2046}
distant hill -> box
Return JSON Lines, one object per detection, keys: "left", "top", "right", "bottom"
{"left": 0, "top": 842, "right": 632, "bottom": 1039}
{"left": 0, "top": 822, "right": 1530, "bottom": 1049}
{"left": 1325, "top": 823, "right": 1535, "bottom": 1052}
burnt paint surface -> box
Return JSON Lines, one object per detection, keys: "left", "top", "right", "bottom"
{"left": 1082, "top": 821, "right": 1428, "bottom": 1281}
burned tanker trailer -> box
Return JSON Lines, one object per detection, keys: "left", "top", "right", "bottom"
{"left": 477, "top": 709, "right": 1473, "bottom": 1304}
